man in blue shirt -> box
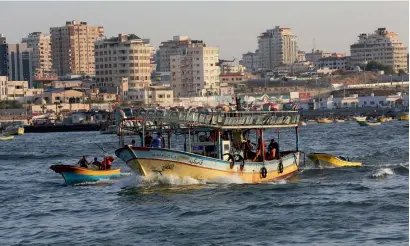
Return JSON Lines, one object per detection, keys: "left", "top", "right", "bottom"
{"left": 151, "top": 132, "right": 162, "bottom": 148}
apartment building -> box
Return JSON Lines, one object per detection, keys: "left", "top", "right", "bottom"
{"left": 158, "top": 36, "right": 192, "bottom": 72}
{"left": 241, "top": 51, "right": 260, "bottom": 72}
{"left": 50, "top": 20, "right": 104, "bottom": 76}
{"left": 22, "top": 32, "right": 55, "bottom": 79}
{"left": 315, "top": 56, "right": 349, "bottom": 70}
{"left": 7, "top": 43, "right": 33, "bottom": 87}
{"left": 0, "top": 34, "right": 7, "bottom": 77}
{"left": 305, "top": 50, "right": 332, "bottom": 63}
{"left": 257, "top": 26, "right": 298, "bottom": 70}
{"left": 170, "top": 41, "right": 220, "bottom": 97}
{"left": 297, "top": 51, "right": 306, "bottom": 62}
{"left": 0, "top": 76, "right": 42, "bottom": 101}
{"left": 94, "top": 33, "right": 154, "bottom": 93}
{"left": 350, "top": 28, "right": 408, "bottom": 72}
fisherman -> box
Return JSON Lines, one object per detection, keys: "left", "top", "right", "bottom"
{"left": 101, "top": 156, "right": 114, "bottom": 170}
{"left": 131, "top": 140, "right": 136, "bottom": 146}
{"left": 267, "top": 139, "right": 279, "bottom": 160}
{"left": 91, "top": 157, "right": 102, "bottom": 169}
{"left": 151, "top": 132, "right": 163, "bottom": 148}
{"left": 78, "top": 156, "right": 89, "bottom": 168}
{"left": 144, "top": 132, "right": 153, "bottom": 147}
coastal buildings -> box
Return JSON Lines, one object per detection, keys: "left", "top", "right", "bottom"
{"left": 305, "top": 50, "right": 332, "bottom": 63}
{"left": 220, "top": 62, "right": 246, "bottom": 74}
{"left": 257, "top": 26, "right": 298, "bottom": 70}
{"left": 50, "top": 20, "right": 104, "bottom": 76}
{"left": 0, "top": 34, "right": 7, "bottom": 77}
{"left": 158, "top": 36, "right": 193, "bottom": 72}
{"left": 241, "top": 51, "right": 260, "bottom": 72}
{"left": 94, "top": 33, "right": 154, "bottom": 93}
{"left": 350, "top": 28, "right": 408, "bottom": 72}
{"left": 315, "top": 55, "right": 349, "bottom": 70}
{"left": 170, "top": 41, "right": 221, "bottom": 97}
{"left": 21, "top": 32, "right": 55, "bottom": 79}
{"left": 127, "top": 86, "right": 174, "bottom": 106}
{"left": 297, "top": 51, "right": 306, "bottom": 62}
{"left": 7, "top": 43, "right": 34, "bottom": 87}
{"left": 0, "top": 76, "right": 42, "bottom": 102}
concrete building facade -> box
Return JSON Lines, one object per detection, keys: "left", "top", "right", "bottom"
{"left": 241, "top": 51, "right": 260, "bottom": 72}
{"left": 257, "top": 26, "right": 298, "bottom": 70}
{"left": 7, "top": 43, "right": 33, "bottom": 87}
{"left": 158, "top": 36, "right": 192, "bottom": 72}
{"left": 94, "top": 33, "right": 154, "bottom": 93}
{"left": 315, "top": 56, "right": 349, "bottom": 70}
{"left": 50, "top": 20, "right": 104, "bottom": 76}
{"left": 305, "top": 50, "right": 333, "bottom": 63}
{"left": 22, "top": 32, "right": 54, "bottom": 79}
{"left": 350, "top": 28, "right": 408, "bottom": 72}
{"left": 170, "top": 42, "right": 221, "bottom": 97}
{"left": 0, "top": 34, "right": 7, "bottom": 77}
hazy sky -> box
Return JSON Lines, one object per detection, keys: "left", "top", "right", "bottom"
{"left": 1, "top": 1, "right": 409, "bottom": 59}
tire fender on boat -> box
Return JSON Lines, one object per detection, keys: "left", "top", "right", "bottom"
{"left": 293, "top": 153, "right": 298, "bottom": 167}
{"left": 224, "top": 153, "right": 235, "bottom": 169}
{"left": 278, "top": 160, "right": 284, "bottom": 174}
{"left": 260, "top": 167, "right": 267, "bottom": 178}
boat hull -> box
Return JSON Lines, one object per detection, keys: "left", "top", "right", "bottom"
{"left": 50, "top": 165, "right": 120, "bottom": 185}
{"left": 115, "top": 146, "right": 299, "bottom": 184}
{"left": 308, "top": 153, "right": 361, "bottom": 168}
{"left": 0, "top": 135, "right": 14, "bottom": 141}
{"left": 356, "top": 121, "right": 381, "bottom": 126}
{"left": 317, "top": 119, "right": 333, "bottom": 124}
{"left": 8, "top": 127, "right": 24, "bottom": 135}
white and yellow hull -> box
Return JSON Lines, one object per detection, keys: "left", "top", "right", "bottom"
{"left": 308, "top": 153, "right": 362, "bottom": 168}
{"left": 115, "top": 146, "right": 300, "bottom": 184}
{"left": 8, "top": 127, "right": 24, "bottom": 136}
{"left": 317, "top": 118, "right": 333, "bottom": 124}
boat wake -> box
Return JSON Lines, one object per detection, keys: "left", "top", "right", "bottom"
{"left": 369, "top": 168, "right": 394, "bottom": 179}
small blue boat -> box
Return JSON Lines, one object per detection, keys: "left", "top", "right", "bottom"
{"left": 50, "top": 165, "right": 121, "bottom": 185}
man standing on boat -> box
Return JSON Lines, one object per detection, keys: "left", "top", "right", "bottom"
{"left": 144, "top": 132, "right": 153, "bottom": 147}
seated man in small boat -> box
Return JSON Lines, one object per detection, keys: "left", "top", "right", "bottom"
{"left": 131, "top": 140, "right": 136, "bottom": 146}
{"left": 91, "top": 157, "right": 102, "bottom": 169}
{"left": 78, "top": 156, "right": 89, "bottom": 168}
{"left": 101, "top": 156, "right": 114, "bottom": 170}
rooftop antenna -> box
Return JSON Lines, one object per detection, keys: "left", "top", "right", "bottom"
{"left": 313, "top": 38, "right": 316, "bottom": 52}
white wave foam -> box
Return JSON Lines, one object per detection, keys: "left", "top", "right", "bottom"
{"left": 137, "top": 174, "right": 206, "bottom": 187}
{"left": 370, "top": 168, "right": 394, "bottom": 178}
{"left": 208, "top": 175, "right": 245, "bottom": 184}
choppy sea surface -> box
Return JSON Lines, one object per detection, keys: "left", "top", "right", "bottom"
{"left": 0, "top": 120, "right": 408, "bottom": 245}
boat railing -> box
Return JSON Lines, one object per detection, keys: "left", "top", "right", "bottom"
{"left": 119, "top": 108, "right": 300, "bottom": 132}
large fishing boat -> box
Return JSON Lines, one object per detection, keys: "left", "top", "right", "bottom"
{"left": 115, "top": 108, "right": 302, "bottom": 184}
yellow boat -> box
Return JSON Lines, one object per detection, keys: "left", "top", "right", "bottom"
{"left": 307, "top": 153, "right": 362, "bottom": 168}
{"left": 378, "top": 117, "right": 387, "bottom": 123}
{"left": 397, "top": 112, "right": 409, "bottom": 121}
{"left": 0, "top": 135, "right": 14, "bottom": 141}
{"left": 317, "top": 118, "right": 333, "bottom": 124}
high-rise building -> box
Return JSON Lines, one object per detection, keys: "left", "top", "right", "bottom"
{"left": 170, "top": 41, "right": 220, "bottom": 97}
{"left": 350, "top": 28, "right": 408, "bottom": 72}
{"left": 158, "top": 36, "right": 192, "bottom": 72}
{"left": 22, "top": 32, "right": 55, "bottom": 78}
{"left": 241, "top": 51, "right": 260, "bottom": 72}
{"left": 7, "top": 43, "right": 33, "bottom": 87}
{"left": 94, "top": 33, "right": 154, "bottom": 93}
{"left": 0, "top": 34, "right": 7, "bottom": 77}
{"left": 50, "top": 20, "right": 104, "bottom": 76}
{"left": 257, "top": 26, "right": 298, "bottom": 70}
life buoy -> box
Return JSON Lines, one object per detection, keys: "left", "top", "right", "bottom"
{"left": 223, "top": 153, "right": 235, "bottom": 169}
{"left": 260, "top": 167, "right": 267, "bottom": 178}
{"left": 278, "top": 160, "right": 284, "bottom": 173}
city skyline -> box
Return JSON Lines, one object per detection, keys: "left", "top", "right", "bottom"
{"left": 1, "top": 1, "right": 409, "bottom": 59}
